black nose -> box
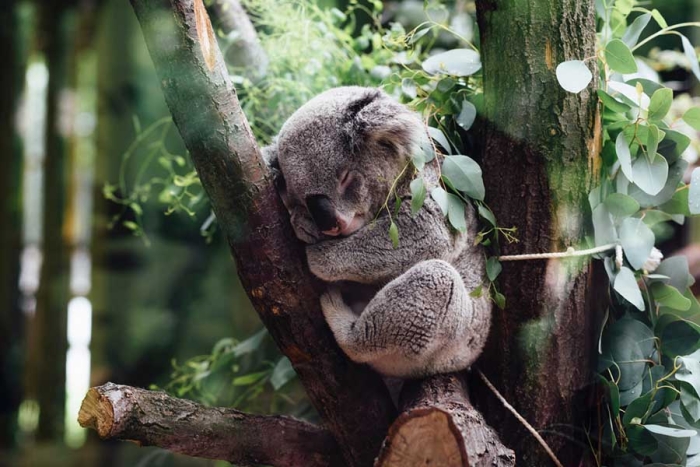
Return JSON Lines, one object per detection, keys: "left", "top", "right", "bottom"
{"left": 306, "top": 195, "right": 338, "bottom": 232}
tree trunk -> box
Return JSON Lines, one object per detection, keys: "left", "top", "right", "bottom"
{"left": 31, "top": 3, "right": 74, "bottom": 442}
{"left": 0, "top": 0, "right": 25, "bottom": 449}
{"left": 128, "top": 0, "right": 396, "bottom": 465}
{"left": 474, "top": 1, "right": 600, "bottom": 465}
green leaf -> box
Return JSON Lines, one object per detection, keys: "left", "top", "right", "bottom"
{"left": 123, "top": 221, "right": 138, "bottom": 231}
{"left": 233, "top": 371, "right": 268, "bottom": 386}
{"left": 233, "top": 328, "right": 267, "bottom": 357}
{"left": 427, "top": 127, "right": 452, "bottom": 154}
{"left": 683, "top": 107, "right": 700, "bottom": 131}
{"left": 629, "top": 160, "right": 687, "bottom": 208}
{"left": 616, "top": 132, "right": 634, "bottom": 182}
{"left": 622, "top": 13, "right": 651, "bottom": 47}
{"left": 648, "top": 88, "right": 674, "bottom": 121}
{"left": 658, "top": 130, "right": 691, "bottom": 165}
{"left": 651, "top": 283, "right": 691, "bottom": 311}
{"left": 681, "top": 34, "right": 700, "bottom": 82}
{"left": 442, "top": 156, "right": 485, "bottom": 200}
{"left": 422, "top": 49, "right": 481, "bottom": 77}
{"left": 690, "top": 167, "right": 700, "bottom": 215}
{"left": 478, "top": 203, "right": 496, "bottom": 227}
{"left": 592, "top": 204, "right": 617, "bottom": 247}
{"left": 389, "top": 221, "right": 399, "bottom": 248}
{"left": 270, "top": 357, "right": 295, "bottom": 390}
{"left": 628, "top": 425, "right": 659, "bottom": 456}
{"left": 644, "top": 424, "right": 697, "bottom": 438}
{"left": 411, "top": 148, "right": 425, "bottom": 171}
{"left": 401, "top": 78, "right": 418, "bottom": 99}
{"left": 659, "top": 318, "right": 700, "bottom": 358}
{"left": 447, "top": 193, "right": 467, "bottom": 232}
{"left": 598, "top": 89, "right": 632, "bottom": 113}
{"left": 632, "top": 153, "right": 668, "bottom": 196}
{"left": 431, "top": 187, "right": 449, "bottom": 216}
{"left": 624, "top": 390, "right": 655, "bottom": 425}
{"left": 680, "top": 383, "right": 700, "bottom": 422}
{"left": 456, "top": 100, "right": 477, "bottom": 130}
{"left": 494, "top": 291, "right": 506, "bottom": 310}
{"left": 486, "top": 257, "right": 502, "bottom": 282}
{"left": 656, "top": 257, "right": 694, "bottom": 290}
{"left": 614, "top": 267, "right": 645, "bottom": 310}
{"left": 614, "top": 0, "right": 633, "bottom": 15}
{"left": 556, "top": 60, "right": 593, "bottom": 93}
{"left": 677, "top": 350, "right": 700, "bottom": 405}
{"left": 604, "top": 193, "right": 640, "bottom": 220}
{"left": 646, "top": 124, "right": 662, "bottom": 162}
{"left": 605, "top": 39, "right": 638, "bottom": 74}
{"left": 620, "top": 217, "right": 655, "bottom": 271}
{"left": 410, "top": 177, "right": 427, "bottom": 216}
{"left": 651, "top": 9, "right": 668, "bottom": 29}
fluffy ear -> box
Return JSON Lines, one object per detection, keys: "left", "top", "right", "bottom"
{"left": 262, "top": 141, "right": 286, "bottom": 193}
{"left": 342, "top": 89, "right": 425, "bottom": 159}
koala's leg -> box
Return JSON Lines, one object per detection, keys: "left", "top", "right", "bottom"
{"left": 320, "top": 259, "right": 491, "bottom": 378}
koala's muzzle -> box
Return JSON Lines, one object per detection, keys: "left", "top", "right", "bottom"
{"left": 306, "top": 195, "right": 338, "bottom": 232}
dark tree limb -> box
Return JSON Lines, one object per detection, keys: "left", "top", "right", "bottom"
{"left": 376, "top": 375, "right": 515, "bottom": 467}
{"left": 78, "top": 383, "right": 342, "bottom": 467}
{"left": 206, "top": 0, "right": 268, "bottom": 79}
{"left": 126, "top": 1, "right": 395, "bottom": 465}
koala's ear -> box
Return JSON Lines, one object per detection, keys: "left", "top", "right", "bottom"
{"left": 262, "top": 141, "right": 286, "bottom": 193}
{"left": 343, "top": 89, "right": 424, "bottom": 159}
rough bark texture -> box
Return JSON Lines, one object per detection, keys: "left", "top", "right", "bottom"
{"left": 78, "top": 383, "right": 341, "bottom": 467}
{"left": 377, "top": 375, "right": 515, "bottom": 467}
{"left": 474, "top": 1, "right": 600, "bottom": 465}
{"left": 128, "top": 1, "right": 395, "bottom": 465}
{"left": 207, "top": 0, "right": 268, "bottom": 80}
{"left": 0, "top": 0, "right": 24, "bottom": 448}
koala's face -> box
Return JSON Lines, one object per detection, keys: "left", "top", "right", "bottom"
{"left": 267, "top": 87, "right": 424, "bottom": 244}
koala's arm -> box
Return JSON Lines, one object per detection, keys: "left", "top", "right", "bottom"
{"left": 307, "top": 197, "right": 460, "bottom": 284}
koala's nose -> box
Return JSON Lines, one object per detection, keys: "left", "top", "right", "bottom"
{"left": 305, "top": 195, "right": 338, "bottom": 232}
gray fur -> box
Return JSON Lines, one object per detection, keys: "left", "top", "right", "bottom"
{"left": 266, "top": 86, "right": 492, "bottom": 378}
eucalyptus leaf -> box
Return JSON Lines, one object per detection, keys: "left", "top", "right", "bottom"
{"left": 648, "top": 88, "right": 674, "bottom": 121}
{"left": 684, "top": 108, "right": 700, "bottom": 131}
{"left": 631, "top": 153, "right": 668, "bottom": 196}
{"left": 689, "top": 167, "right": 700, "bottom": 215}
{"left": 270, "top": 357, "right": 296, "bottom": 390}
{"left": 605, "top": 39, "right": 638, "bottom": 74}
{"left": 608, "top": 80, "right": 650, "bottom": 109}
{"left": 646, "top": 124, "right": 662, "bottom": 162}
{"left": 651, "top": 283, "right": 692, "bottom": 311}
{"left": 456, "top": 99, "right": 477, "bottom": 130}
{"left": 616, "top": 132, "right": 635, "bottom": 182}
{"left": 613, "top": 267, "right": 645, "bottom": 310}
{"left": 442, "top": 155, "right": 485, "bottom": 200}
{"left": 431, "top": 187, "right": 449, "bottom": 216}
{"left": 620, "top": 217, "right": 655, "bottom": 271}
{"left": 592, "top": 204, "right": 617, "bottom": 247}
{"left": 428, "top": 127, "right": 452, "bottom": 154}
{"left": 598, "top": 89, "right": 632, "bottom": 113}
{"left": 410, "top": 177, "right": 427, "bottom": 216}
{"left": 447, "top": 193, "right": 467, "bottom": 232}
{"left": 604, "top": 193, "right": 640, "bottom": 220}
{"left": 644, "top": 424, "right": 697, "bottom": 438}
{"left": 651, "top": 9, "right": 668, "bottom": 29}
{"left": 401, "top": 78, "right": 418, "bottom": 99}
{"left": 486, "top": 257, "right": 502, "bottom": 282}
{"left": 629, "top": 160, "right": 687, "bottom": 208}
{"left": 556, "top": 60, "right": 593, "bottom": 93}
{"left": 622, "top": 13, "right": 651, "bottom": 48}
{"left": 656, "top": 257, "right": 694, "bottom": 290}
{"left": 422, "top": 48, "right": 482, "bottom": 77}
{"left": 389, "top": 221, "right": 399, "bottom": 248}
{"left": 681, "top": 34, "right": 700, "bottom": 82}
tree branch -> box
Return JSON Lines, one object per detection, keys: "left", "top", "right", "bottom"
{"left": 376, "top": 374, "right": 515, "bottom": 467}
{"left": 206, "top": 0, "right": 268, "bottom": 80}
{"left": 78, "top": 383, "right": 342, "bottom": 467}
{"left": 126, "top": 1, "right": 396, "bottom": 465}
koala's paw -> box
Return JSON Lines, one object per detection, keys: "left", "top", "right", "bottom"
{"left": 320, "top": 287, "right": 355, "bottom": 328}
{"left": 306, "top": 243, "right": 338, "bottom": 281}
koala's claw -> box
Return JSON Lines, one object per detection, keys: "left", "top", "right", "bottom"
{"left": 320, "top": 287, "right": 351, "bottom": 321}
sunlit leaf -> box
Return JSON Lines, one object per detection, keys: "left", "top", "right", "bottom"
{"left": 605, "top": 39, "right": 638, "bottom": 74}
{"left": 556, "top": 60, "right": 593, "bottom": 93}
{"left": 422, "top": 48, "right": 481, "bottom": 77}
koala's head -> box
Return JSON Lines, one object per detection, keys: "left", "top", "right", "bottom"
{"left": 264, "top": 87, "right": 425, "bottom": 244}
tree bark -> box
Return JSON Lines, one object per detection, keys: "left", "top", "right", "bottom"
{"left": 377, "top": 375, "right": 515, "bottom": 467}
{"left": 206, "top": 0, "right": 268, "bottom": 80}
{"left": 78, "top": 383, "right": 342, "bottom": 467}
{"left": 474, "top": 1, "right": 600, "bottom": 465}
{"left": 127, "top": 1, "right": 396, "bottom": 465}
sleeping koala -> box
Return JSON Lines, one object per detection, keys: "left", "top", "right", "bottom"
{"left": 264, "top": 86, "right": 492, "bottom": 378}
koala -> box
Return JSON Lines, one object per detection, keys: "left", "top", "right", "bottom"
{"left": 264, "top": 86, "right": 492, "bottom": 379}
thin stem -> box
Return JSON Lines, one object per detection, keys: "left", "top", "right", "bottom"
{"left": 498, "top": 243, "right": 616, "bottom": 261}
{"left": 632, "top": 22, "right": 700, "bottom": 52}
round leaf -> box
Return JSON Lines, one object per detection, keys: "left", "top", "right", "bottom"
{"left": 605, "top": 39, "right": 638, "bottom": 74}
{"left": 620, "top": 217, "right": 655, "bottom": 271}
{"left": 422, "top": 49, "right": 481, "bottom": 77}
{"left": 603, "top": 193, "right": 640, "bottom": 220}
{"left": 555, "top": 60, "right": 593, "bottom": 93}
{"left": 683, "top": 107, "right": 700, "bottom": 131}
{"left": 648, "top": 88, "right": 673, "bottom": 121}
{"left": 632, "top": 154, "right": 669, "bottom": 196}
{"left": 456, "top": 100, "right": 477, "bottom": 130}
